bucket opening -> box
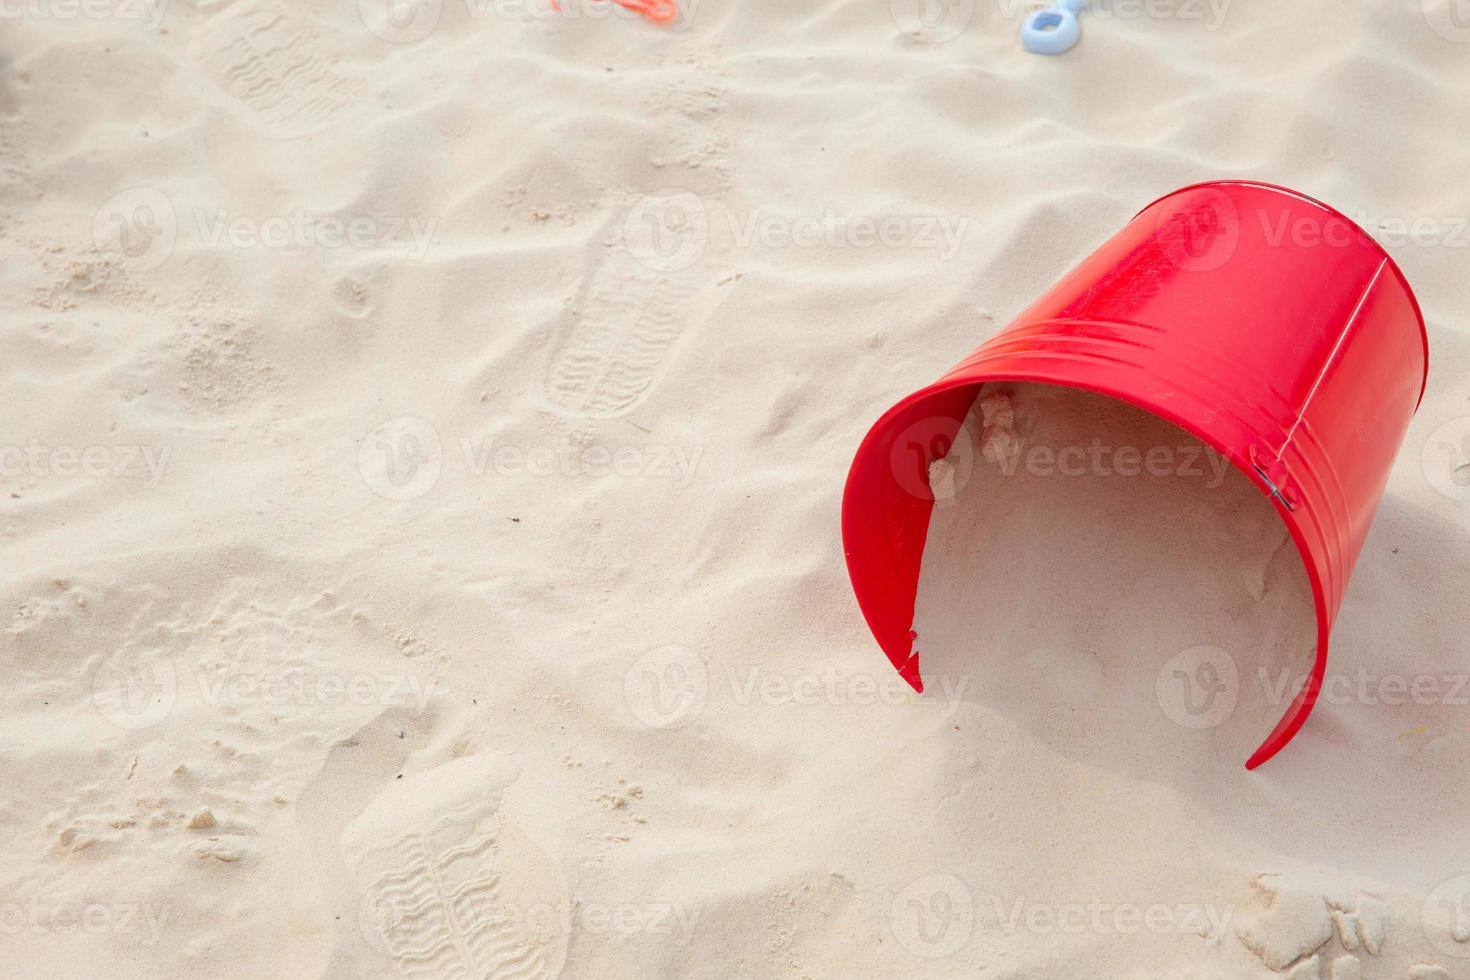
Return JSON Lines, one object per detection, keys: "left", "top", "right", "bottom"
{"left": 910, "top": 381, "right": 1319, "bottom": 769}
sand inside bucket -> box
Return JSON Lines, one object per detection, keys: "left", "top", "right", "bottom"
{"left": 911, "top": 381, "right": 1318, "bottom": 774}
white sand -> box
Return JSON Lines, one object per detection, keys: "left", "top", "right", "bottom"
{"left": 915, "top": 383, "right": 1318, "bottom": 773}
{"left": 2, "top": 0, "right": 1470, "bottom": 977}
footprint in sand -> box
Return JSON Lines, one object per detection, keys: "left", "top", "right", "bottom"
{"left": 343, "top": 752, "right": 570, "bottom": 980}
{"left": 544, "top": 201, "right": 716, "bottom": 419}
{"left": 187, "top": 2, "right": 368, "bottom": 135}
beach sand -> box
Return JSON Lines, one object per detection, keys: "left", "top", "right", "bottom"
{"left": 2, "top": 0, "right": 1470, "bottom": 976}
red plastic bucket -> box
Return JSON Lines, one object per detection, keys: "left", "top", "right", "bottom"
{"left": 842, "top": 180, "right": 1428, "bottom": 769}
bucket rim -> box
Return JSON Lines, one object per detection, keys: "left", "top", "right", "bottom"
{"left": 848, "top": 366, "right": 1332, "bottom": 769}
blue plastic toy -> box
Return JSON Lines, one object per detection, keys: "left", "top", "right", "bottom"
{"left": 1021, "top": 0, "right": 1084, "bottom": 55}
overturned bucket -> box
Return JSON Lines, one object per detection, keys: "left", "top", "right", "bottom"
{"left": 842, "top": 180, "right": 1429, "bottom": 769}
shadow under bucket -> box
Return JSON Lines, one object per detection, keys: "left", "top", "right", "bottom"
{"left": 842, "top": 180, "right": 1429, "bottom": 769}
